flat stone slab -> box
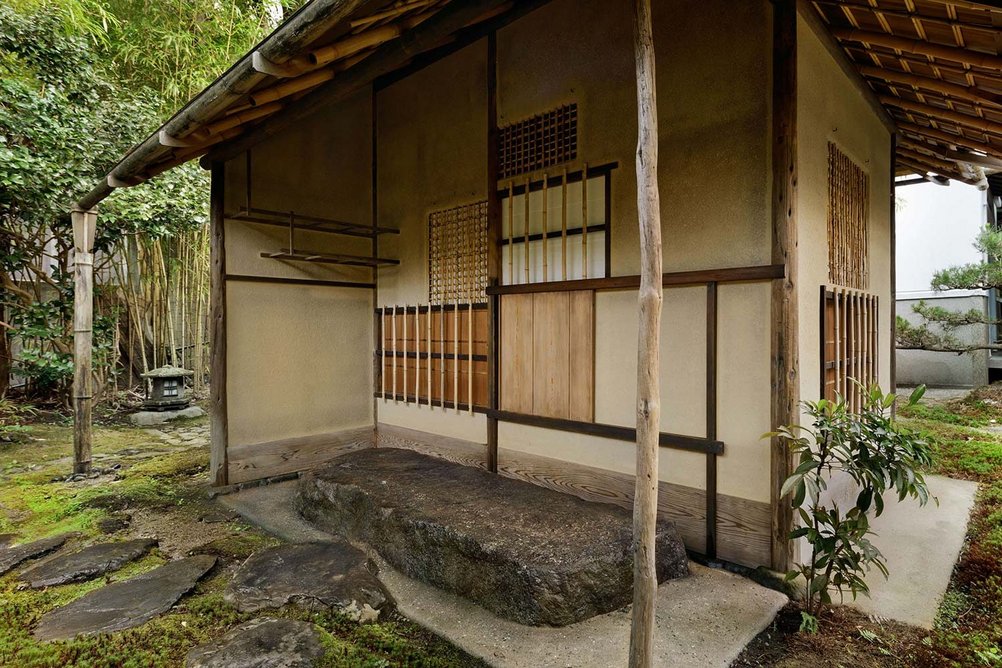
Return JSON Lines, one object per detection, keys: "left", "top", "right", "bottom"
{"left": 224, "top": 542, "right": 394, "bottom": 620}
{"left": 185, "top": 617, "right": 326, "bottom": 668}
{"left": 34, "top": 555, "right": 216, "bottom": 641}
{"left": 0, "top": 534, "right": 73, "bottom": 575}
{"left": 129, "top": 406, "right": 205, "bottom": 426}
{"left": 20, "top": 539, "right": 157, "bottom": 588}
{"left": 298, "top": 447, "right": 689, "bottom": 626}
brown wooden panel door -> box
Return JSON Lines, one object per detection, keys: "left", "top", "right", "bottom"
{"left": 568, "top": 290, "right": 595, "bottom": 422}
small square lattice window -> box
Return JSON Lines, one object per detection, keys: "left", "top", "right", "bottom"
{"left": 428, "top": 201, "right": 487, "bottom": 305}
{"left": 827, "top": 142, "right": 870, "bottom": 289}
{"left": 499, "top": 103, "right": 577, "bottom": 180}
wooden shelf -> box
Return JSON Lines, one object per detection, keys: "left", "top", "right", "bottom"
{"left": 261, "top": 248, "right": 399, "bottom": 268}
{"left": 229, "top": 206, "right": 399, "bottom": 239}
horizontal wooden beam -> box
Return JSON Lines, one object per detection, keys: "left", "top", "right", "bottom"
{"left": 832, "top": 27, "right": 1002, "bottom": 71}
{"left": 858, "top": 64, "right": 1002, "bottom": 109}
{"left": 488, "top": 409, "right": 724, "bottom": 455}
{"left": 225, "top": 273, "right": 376, "bottom": 289}
{"left": 897, "top": 120, "right": 1002, "bottom": 156}
{"left": 486, "top": 264, "right": 785, "bottom": 295}
{"left": 899, "top": 137, "right": 1002, "bottom": 170}
{"left": 880, "top": 95, "right": 1002, "bottom": 137}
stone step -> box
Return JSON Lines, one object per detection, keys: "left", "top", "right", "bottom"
{"left": 19, "top": 538, "right": 157, "bottom": 588}
{"left": 0, "top": 533, "right": 74, "bottom": 576}
{"left": 297, "top": 447, "right": 689, "bottom": 626}
{"left": 185, "top": 618, "right": 325, "bottom": 668}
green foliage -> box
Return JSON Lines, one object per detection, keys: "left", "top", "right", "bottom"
{"left": 767, "top": 384, "right": 934, "bottom": 619}
{"left": 0, "top": 398, "right": 35, "bottom": 442}
{"left": 15, "top": 349, "right": 73, "bottom": 393}
{"left": 931, "top": 228, "right": 1002, "bottom": 292}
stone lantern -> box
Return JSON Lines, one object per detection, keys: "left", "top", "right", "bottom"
{"left": 142, "top": 365, "right": 194, "bottom": 411}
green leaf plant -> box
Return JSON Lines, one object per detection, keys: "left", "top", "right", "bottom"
{"left": 765, "top": 384, "right": 935, "bottom": 628}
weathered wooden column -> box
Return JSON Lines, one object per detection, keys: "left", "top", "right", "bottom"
{"left": 486, "top": 32, "right": 501, "bottom": 473}
{"left": 71, "top": 206, "right": 98, "bottom": 474}
{"left": 629, "top": 0, "right": 663, "bottom": 664}
{"left": 209, "top": 162, "right": 229, "bottom": 486}
{"left": 770, "top": 0, "right": 799, "bottom": 573}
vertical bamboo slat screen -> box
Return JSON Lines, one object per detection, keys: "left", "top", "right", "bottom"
{"left": 501, "top": 167, "right": 609, "bottom": 285}
{"left": 377, "top": 305, "right": 489, "bottom": 411}
{"left": 498, "top": 103, "right": 578, "bottom": 180}
{"left": 821, "top": 286, "right": 879, "bottom": 412}
{"left": 428, "top": 201, "right": 487, "bottom": 305}
{"left": 827, "top": 142, "right": 870, "bottom": 290}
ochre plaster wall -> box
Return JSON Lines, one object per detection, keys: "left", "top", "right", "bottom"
{"left": 223, "top": 90, "right": 375, "bottom": 448}
{"left": 796, "top": 15, "right": 893, "bottom": 412}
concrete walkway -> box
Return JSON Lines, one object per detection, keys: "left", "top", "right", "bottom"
{"left": 850, "top": 473, "right": 977, "bottom": 628}
{"left": 222, "top": 481, "right": 787, "bottom": 668}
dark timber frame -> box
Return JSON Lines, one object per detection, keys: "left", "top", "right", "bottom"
{"left": 770, "top": 0, "right": 799, "bottom": 573}
{"left": 209, "top": 161, "right": 228, "bottom": 486}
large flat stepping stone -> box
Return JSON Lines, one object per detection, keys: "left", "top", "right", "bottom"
{"left": 34, "top": 555, "right": 216, "bottom": 641}
{"left": 20, "top": 538, "right": 157, "bottom": 588}
{"left": 224, "top": 542, "right": 394, "bottom": 620}
{"left": 298, "top": 447, "right": 689, "bottom": 626}
{"left": 185, "top": 617, "right": 325, "bottom": 668}
{"left": 0, "top": 533, "right": 73, "bottom": 575}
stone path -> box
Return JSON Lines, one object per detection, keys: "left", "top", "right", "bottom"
{"left": 35, "top": 555, "right": 216, "bottom": 641}
{"left": 0, "top": 533, "right": 73, "bottom": 575}
{"left": 224, "top": 542, "right": 394, "bottom": 621}
{"left": 184, "top": 617, "right": 325, "bottom": 668}
{"left": 19, "top": 538, "right": 157, "bottom": 588}
{"left": 299, "top": 447, "right": 689, "bottom": 626}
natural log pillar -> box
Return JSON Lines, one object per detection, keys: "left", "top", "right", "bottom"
{"left": 770, "top": 0, "right": 798, "bottom": 573}
{"left": 629, "top": 0, "right": 663, "bottom": 665}
{"left": 71, "top": 207, "right": 98, "bottom": 474}
{"left": 209, "top": 161, "right": 229, "bottom": 486}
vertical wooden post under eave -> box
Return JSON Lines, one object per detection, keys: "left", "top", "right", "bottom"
{"left": 71, "top": 207, "right": 97, "bottom": 475}
{"left": 770, "top": 0, "right": 798, "bottom": 574}
{"left": 209, "top": 161, "right": 229, "bottom": 486}
{"left": 486, "top": 31, "right": 501, "bottom": 473}
{"left": 629, "top": 0, "right": 663, "bottom": 665}
{"left": 889, "top": 132, "right": 897, "bottom": 397}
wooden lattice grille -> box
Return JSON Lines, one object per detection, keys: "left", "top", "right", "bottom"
{"left": 428, "top": 201, "right": 487, "bottom": 305}
{"left": 821, "top": 286, "right": 879, "bottom": 413}
{"left": 827, "top": 142, "right": 870, "bottom": 289}
{"left": 499, "top": 103, "right": 578, "bottom": 180}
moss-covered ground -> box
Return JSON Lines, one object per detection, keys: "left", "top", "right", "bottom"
{"left": 0, "top": 412, "right": 486, "bottom": 667}
{"left": 736, "top": 385, "right": 1002, "bottom": 667}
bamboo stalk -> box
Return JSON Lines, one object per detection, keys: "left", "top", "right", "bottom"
{"left": 507, "top": 181, "right": 514, "bottom": 284}
{"left": 426, "top": 304, "right": 432, "bottom": 406}
{"left": 403, "top": 305, "right": 409, "bottom": 400}
{"left": 392, "top": 305, "right": 398, "bottom": 402}
{"left": 523, "top": 177, "right": 530, "bottom": 283}
{"left": 542, "top": 173, "right": 548, "bottom": 282}
{"left": 582, "top": 163, "right": 589, "bottom": 279}
{"left": 453, "top": 297, "right": 459, "bottom": 413}
{"left": 381, "top": 307, "right": 386, "bottom": 398}
{"left": 561, "top": 167, "right": 568, "bottom": 280}
{"left": 440, "top": 303, "right": 445, "bottom": 410}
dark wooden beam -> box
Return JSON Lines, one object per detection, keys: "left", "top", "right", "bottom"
{"left": 770, "top": 0, "right": 798, "bottom": 574}
{"left": 486, "top": 264, "right": 786, "bottom": 295}
{"left": 705, "top": 281, "right": 718, "bottom": 560}
{"left": 487, "top": 410, "right": 724, "bottom": 455}
{"left": 225, "top": 274, "right": 375, "bottom": 289}
{"left": 890, "top": 133, "right": 897, "bottom": 398}
{"left": 210, "top": 162, "right": 229, "bottom": 487}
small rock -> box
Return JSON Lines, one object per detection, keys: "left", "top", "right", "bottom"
{"left": 223, "top": 542, "right": 394, "bottom": 618}
{"left": 199, "top": 511, "right": 238, "bottom": 524}
{"left": 19, "top": 538, "right": 156, "bottom": 588}
{"left": 184, "top": 617, "right": 325, "bottom": 668}
{"left": 0, "top": 534, "right": 74, "bottom": 576}
{"left": 129, "top": 406, "right": 205, "bottom": 427}
{"left": 97, "top": 517, "right": 131, "bottom": 534}
{"left": 34, "top": 555, "right": 216, "bottom": 641}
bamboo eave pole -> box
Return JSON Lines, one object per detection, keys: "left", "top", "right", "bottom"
{"left": 628, "top": 0, "right": 663, "bottom": 665}
{"left": 832, "top": 27, "right": 1002, "bottom": 71}
{"left": 71, "top": 207, "right": 98, "bottom": 475}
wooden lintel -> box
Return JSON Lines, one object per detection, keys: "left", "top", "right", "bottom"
{"left": 225, "top": 274, "right": 376, "bottom": 289}
{"left": 487, "top": 409, "right": 724, "bottom": 456}
{"left": 486, "top": 264, "right": 785, "bottom": 295}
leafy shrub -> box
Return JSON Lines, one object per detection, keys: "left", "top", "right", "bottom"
{"left": 767, "top": 384, "right": 934, "bottom": 625}
{"left": 0, "top": 398, "right": 36, "bottom": 443}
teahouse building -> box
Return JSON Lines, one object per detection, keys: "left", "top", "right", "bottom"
{"left": 72, "top": 0, "right": 1002, "bottom": 572}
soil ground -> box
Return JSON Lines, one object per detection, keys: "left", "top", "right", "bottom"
{"left": 0, "top": 403, "right": 485, "bottom": 667}
{"left": 735, "top": 384, "right": 1002, "bottom": 668}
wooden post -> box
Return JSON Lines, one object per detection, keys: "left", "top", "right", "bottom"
{"left": 770, "top": 0, "right": 798, "bottom": 574}
{"left": 71, "top": 207, "right": 97, "bottom": 475}
{"left": 486, "top": 32, "right": 500, "bottom": 472}
{"left": 628, "top": 0, "right": 663, "bottom": 665}
{"left": 209, "top": 161, "right": 229, "bottom": 486}
{"left": 889, "top": 132, "right": 897, "bottom": 398}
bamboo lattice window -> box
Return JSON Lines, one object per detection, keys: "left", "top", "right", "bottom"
{"left": 499, "top": 103, "right": 578, "bottom": 180}
{"left": 827, "top": 143, "right": 870, "bottom": 289}
{"left": 821, "top": 286, "right": 879, "bottom": 413}
{"left": 428, "top": 201, "right": 487, "bottom": 305}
